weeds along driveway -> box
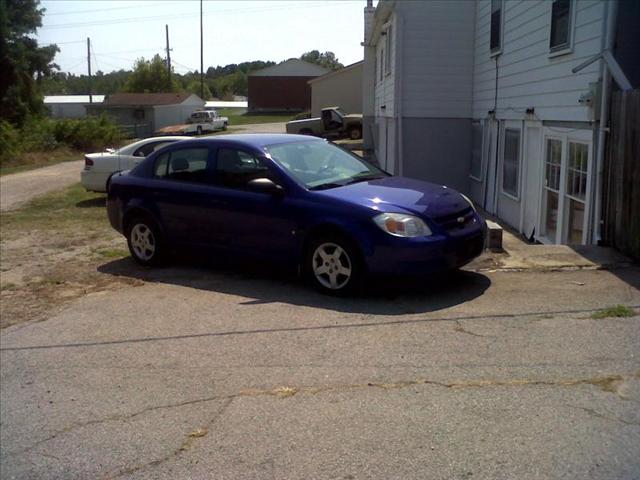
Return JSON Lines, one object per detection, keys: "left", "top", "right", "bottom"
{"left": 0, "top": 184, "right": 135, "bottom": 328}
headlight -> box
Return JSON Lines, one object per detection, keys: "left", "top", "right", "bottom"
{"left": 373, "top": 213, "right": 432, "bottom": 237}
{"left": 460, "top": 193, "right": 477, "bottom": 212}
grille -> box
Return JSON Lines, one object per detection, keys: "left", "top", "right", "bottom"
{"left": 432, "top": 206, "right": 474, "bottom": 232}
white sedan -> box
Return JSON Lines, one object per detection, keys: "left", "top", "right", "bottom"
{"left": 81, "top": 136, "right": 190, "bottom": 192}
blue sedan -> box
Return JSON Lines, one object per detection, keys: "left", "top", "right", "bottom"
{"left": 107, "top": 134, "right": 486, "bottom": 293}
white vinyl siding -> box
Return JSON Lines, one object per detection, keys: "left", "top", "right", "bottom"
{"left": 374, "top": 14, "right": 396, "bottom": 117}
{"left": 398, "top": 0, "right": 475, "bottom": 118}
{"left": 472, "top": 0, "right": 605, "bottom": 121}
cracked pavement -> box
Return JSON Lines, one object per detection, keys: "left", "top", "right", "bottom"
{"left": 1, "top": 263, "right": 639, "bottom": 479}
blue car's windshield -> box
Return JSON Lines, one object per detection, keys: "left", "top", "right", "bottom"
{"left": 265, "top": 140, "right": 386, "bottom": 190}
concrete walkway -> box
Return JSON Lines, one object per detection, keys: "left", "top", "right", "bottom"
{"left": 473, "top": 226, "right": 635, "bottom": 272}
{"left": 0, "top": 160, "right": 84, "bottom": 212}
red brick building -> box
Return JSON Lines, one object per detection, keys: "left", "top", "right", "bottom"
{"left": 248, "top": 59, "right": 329, "bottom": 112}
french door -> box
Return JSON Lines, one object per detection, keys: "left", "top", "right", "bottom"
{"left": 539, "top": 131, "right": 592, "bottom": 245}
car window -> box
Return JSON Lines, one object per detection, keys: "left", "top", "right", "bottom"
{"left": 135, "top": 141, "right": 175, "bottom": 157}
{"left": 154, "top": 148, "right": 211, "bottom": 183}
{"left": 215, "top": 148, "right": 272, "bottom": 189}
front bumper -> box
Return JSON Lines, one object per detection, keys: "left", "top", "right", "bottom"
{"left": 364, "top": 218, "right": 487, "bottom": 275}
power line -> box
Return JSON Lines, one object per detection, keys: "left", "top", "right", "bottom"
{"left": 171, "top": 59, "right": 199, "bottom": 72}
{"left": 46, "top": 3, "right": 183, "bottom": 16}
{"left": 42, "top": 39, "right": 86, "bottom": 46}
{"left": 41, "top": 2, "right": 330, "bottom": 30}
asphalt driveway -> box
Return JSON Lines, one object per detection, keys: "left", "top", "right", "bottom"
{"left": 1, "top": 259, "right": 639, "bottom": 479}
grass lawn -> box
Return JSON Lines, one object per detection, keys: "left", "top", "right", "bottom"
{"left": 1, "top": 183, "right": 109, "bottom": 232}
{"left": 217, "top": 108, "right": 296, "bottom": 126}
{"left": 0, "top": 147, "right": 83, "bottom": 176}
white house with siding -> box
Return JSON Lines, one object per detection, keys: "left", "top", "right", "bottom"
{"left": 363, "top": 0, "right": 635, "bottom": 246}
{"left": 363, "top": 0, "right": 475, "bottom": 193}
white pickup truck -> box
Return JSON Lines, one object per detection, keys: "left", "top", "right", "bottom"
{"left": 155, "top": 109, "right": 229, "bottom": 136}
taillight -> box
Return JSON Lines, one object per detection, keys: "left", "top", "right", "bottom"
{"left": 85, "top": 157, "right": 94, "bottom": 166}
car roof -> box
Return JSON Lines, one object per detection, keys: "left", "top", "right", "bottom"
{"left": 171, "top": 134, "right": 325, "bottom": 150}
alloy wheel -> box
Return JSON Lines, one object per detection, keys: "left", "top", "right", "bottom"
{"left": 130, "top": 223, "right": 156, "bottom": 261}
{"left": 312, "top": 242, "right": 352, "bottom": 290}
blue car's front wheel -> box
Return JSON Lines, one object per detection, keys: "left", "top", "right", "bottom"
{"left": 305, "top": 235, "right": 363, "bottom": 294}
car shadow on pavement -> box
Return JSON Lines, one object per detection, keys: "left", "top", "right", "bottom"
{"left": 97, "top": 256, "right": 491, "bottom": 316}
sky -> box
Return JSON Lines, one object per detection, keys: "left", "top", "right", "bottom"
{"left": 37, "top": 0, "right": 368, "bottom": 76}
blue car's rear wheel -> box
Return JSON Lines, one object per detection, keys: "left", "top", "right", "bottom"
{"left": 306, "top": 236, "right": 362, "bottom": 294}
{"left": 126, "top": 216, "right": 164, "bottom": 266}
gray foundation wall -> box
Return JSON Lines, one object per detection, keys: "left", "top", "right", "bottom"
{"left": 401, "top": 118, "right": 472, "bottom": 194}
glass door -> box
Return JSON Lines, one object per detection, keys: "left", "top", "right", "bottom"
{"left": 564, "top": 141, "right": 589, "bottom": 244}
{"left": 539, "top": 132, "right": 592, "bottom": 245}
{"left": 541, "top": 138, "right": 562, "bottom": 243}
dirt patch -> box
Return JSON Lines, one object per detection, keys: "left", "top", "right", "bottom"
{"left": 0, "top": 185, "right": 144, "bottom": 328}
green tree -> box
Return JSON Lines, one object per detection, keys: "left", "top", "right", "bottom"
{"left": 122, "top": 54, "right": 180, "bottom": 93}
{"left": 0, "top": 0, "right": 59, "bottom": 125}
{"left": 300, "top": 50, "right": 343, "bottom": 70}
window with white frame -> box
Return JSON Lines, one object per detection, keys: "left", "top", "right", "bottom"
{"left": 549, "top": 0, "right": 572, "bottom": 51}
{"left": 470, "top": 121, "right": 483, "bottom": 180}
{"left": 373, "top": 51, "right": 377, "bottom": 86}
{"left": 385, "top": 26, "right": 392, "bottom": 75}
{"left": 490, "top": 0, "right": 502, "bottom": 53}
{"left": 502, "top": 128, "right": 520, "bottom": 198}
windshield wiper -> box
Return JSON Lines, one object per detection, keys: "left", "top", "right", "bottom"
{"left": 309, "top": 182, "right": 345, "bottom": 191}
{"left": 343, "top": 174, "right": 386, "bottom": 186}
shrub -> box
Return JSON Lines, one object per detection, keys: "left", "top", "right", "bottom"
{"left": 53, "top": 115, "right": 121, "bottom": 150}
{"left": 0, "top": 115, "right": 122, "bottom": 169}
{"left": 0, "top": 120, "right": 22, "bottom": 165}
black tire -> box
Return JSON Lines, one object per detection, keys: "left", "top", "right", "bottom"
{"left": 348, "top": 125, "right": 362, "bottom": 140}
{"left": 304, "top": 234, "right": 363, "bottom": 294}
{"left": 196, "top": 126, "right": 203, "bottom": 136}
{"left": 223, "top": 122, "right": 228, "bottom": 131}
{"left": 125, "top": 215, "right": 165, "bottom": 266}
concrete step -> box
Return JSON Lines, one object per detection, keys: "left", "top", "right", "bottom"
{"left": 485, "top": 220, "right": 503, "bottom": 251}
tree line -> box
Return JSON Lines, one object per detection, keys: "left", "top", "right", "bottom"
{"left": 1, "top": 0, "right": 345, "bottom": 128}
{"left": 42, "top": 51, "right": 343, "bottom": 101}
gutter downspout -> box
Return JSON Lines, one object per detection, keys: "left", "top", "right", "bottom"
{"left": 396, "top": 12, "right": 404, "bottom": 176}
{"left": 593, "top": 0, "right": 617, "bottom": 244}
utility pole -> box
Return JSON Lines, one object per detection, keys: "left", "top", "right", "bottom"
{"left": 87, "top": 37, "right": 92, "bottom": 104}
{"left": 200, "top": 0, "right": 204, "bottom": 99}
{"left": 165, "top": 24, "right": 172, "bottom": 90}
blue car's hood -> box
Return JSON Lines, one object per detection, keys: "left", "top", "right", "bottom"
{"left": 315, "top": 176, "right": 470, "bottom": 219}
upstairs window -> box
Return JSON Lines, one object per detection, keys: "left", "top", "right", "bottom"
{"left": 385, "top": 26, "right": 392, "bottom": 75}
{"left": 490, "top": 0, "right": 502, "bottom": 53}
{"left": 550, "top": 0, "right": 572, "bottom": 51}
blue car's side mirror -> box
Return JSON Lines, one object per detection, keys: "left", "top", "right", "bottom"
{"left": 247, "top": 178, "right": 284, "bottom": 195}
